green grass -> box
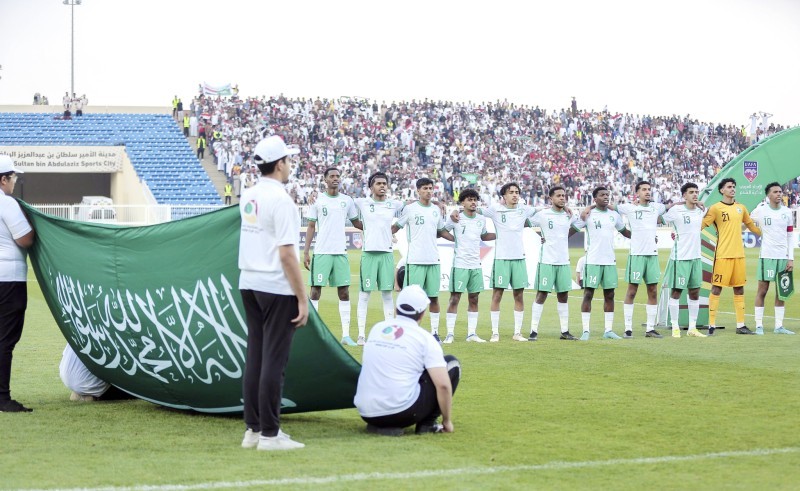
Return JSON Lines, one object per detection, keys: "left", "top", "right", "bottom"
{"left": 2, "top": 249, "right": 799, "bottom": 490}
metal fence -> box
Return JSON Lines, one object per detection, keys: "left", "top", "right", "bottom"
{"left": 31, "top": 204, "right": 225, "bottom": 225}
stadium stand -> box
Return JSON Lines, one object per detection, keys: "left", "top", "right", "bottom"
{"left": 0, "top": 112, "right": 220, "bottom": 205}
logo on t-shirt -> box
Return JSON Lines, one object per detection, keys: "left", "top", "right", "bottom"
{"left": 380, "top": 324, "right": 404, "bottom": 341}
{"left": 243, "top": 200, "right": 258, "bottom": 224}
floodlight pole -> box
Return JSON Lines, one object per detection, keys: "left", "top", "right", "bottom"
{"left": 63, "top": 0, "right": 82, "bottom": 95}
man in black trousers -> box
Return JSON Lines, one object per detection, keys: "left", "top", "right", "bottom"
{"left": 237, "top": 136, "right": 307, "bottom": 451}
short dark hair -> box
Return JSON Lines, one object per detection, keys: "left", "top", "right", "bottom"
{"left": 592, "top": 186, "right": 608, "bottom": 198}
{"left": 764, "top": 181, "right": 782, "bottom": 195}
{"left": 323, "top": 167, "right": 339, "bottom": 178}
{"left": 395, "top": 308, "right": 424, "bottom": 322}
{"left": 255, "top": 155, "right": 281, "bottom": 175}
{"left": 416, "top": 178, "right": 434, "bottom": 189}
{"left": 635, "top": 180, "right": 651, "bottom": 192}
{"left": 500, "top": 182, "right": 520, "bottom": 197}
{"left": 368, "top": 172, "right": 388, "bottom": 187}
{"left": 459, "top": 188, "right": 480, "bottom": 203}
{"left": 549, "top": 185, "right": 565, "bottom": 197}
{"left": 680, "top": 182, "right": 698, "bottom": 195}
{"left": 717, "top": 177, "right": 736, "bottom": 193}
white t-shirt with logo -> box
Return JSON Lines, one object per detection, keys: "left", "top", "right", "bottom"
{"left": 354, "top": 315, "right": 446, "bottom": 417}
{"left": 396, "top": 201, "right": 445, "bottom": 265}
{"left": 528, "top": 208, "right": 579, "bottom": 265}
{"left": 662, "top": 205, "right": 704, "bottom": 260}
{"left": 573, "top": 208, "right": 625, "bottom": 265}
{"left": 307, "top": 193, "right": 358, "bottom": 255}
{"left": 355, "top": 197, "right": 404, "bottom": 253}
{"left": 480, "top": 204, "right": 534, "bottom": 260}
{"left": 617, "top": 202, "right": 666, "bottom": 256}
{"left": 0, "top": 192, "right": 31, "bottom": 282}
{"left": 751, "top": 204, "right": 794, "bottom": 260}
{"left": 445, "top": 212, "right": 487, "bottom": 269}
{"left": 238, "top": 177, "right": 300, "bottom": 295}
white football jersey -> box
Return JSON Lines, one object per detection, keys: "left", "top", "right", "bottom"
{"left": 617, "top": 202, "right": 666, "bottom": 256}
{"left": 445, "top": 212, "right": 488, "bottom": 269}
{"left": 481, "top": 204, "right": 535, "bottom": 260}
{"left": 662, "top": 205, "right": 704, "bottom": 260}
{"left": 528, "top": 208, "right": 579, "bottom": 265}
{"left": 355, "top": 197, "right": 404, "bottom": 252}
{"left": 573, "top": 209, "right": 625, "bottom": 265}
{"left": 307, "top": 193, "right": 358, "bottom": 254}
{"left": 396, "top": 201, "right": 446, "bottom": 265}
{"left": 751, "top": 204, "right": 794, "bottom": 260}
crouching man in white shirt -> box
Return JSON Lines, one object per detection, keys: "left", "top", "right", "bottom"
{"left": 60, "top": 345, "right": 132, "bottom": 401}
{"left": 354, "top": 285, "right": 461, "bottom": 436}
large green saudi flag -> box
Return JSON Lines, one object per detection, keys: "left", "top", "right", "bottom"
{"left": 23, "top": 204, "right": 361, "bottom": 414}
{"left": 662, "top": 127, "right": 800, "bottom": 326}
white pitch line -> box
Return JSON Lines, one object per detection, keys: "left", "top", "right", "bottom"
{"left": 15, "top": 447, "right": 800, "bottom": 491}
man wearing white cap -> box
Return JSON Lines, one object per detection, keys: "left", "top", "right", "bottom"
{"left": 0, "top": 155, "right": 35, "bottom": 413}
{"left": 354, "top": 284, "right": 461, "bottom": 436}
{"left": 238, "top": 136, "right": 308, "bottom": 451}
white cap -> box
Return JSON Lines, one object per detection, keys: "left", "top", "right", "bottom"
{"left": 396, "top": 285, "right": 431, "bottom": 315}
{"left": 253, "top": 136, "right": 299, "bottom": 164}
{"left": 0, "top": 155, "right": 23, "bottom": 174}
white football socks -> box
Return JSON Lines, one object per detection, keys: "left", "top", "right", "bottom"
{"left": 467, "top": 311, "right": 478, "bottom": 336}
{"left": 623, "top": 303, "right": 634, "bottom": 332}
{"left": 645, "top": 304, "right": 657, "bottom": 331}
{"left": 754, "top": 306, "right": 764, "bottom": 327}
{"left": 530, "top": 302, "right": 544, "bottom": 333}
{"left": 381, "top": 291, "right": 394, "bottom": 320}
{"left": 357, "top": 291, "right": 370, "bottom": 338}
{"left": 446, "top": 313, "right": 457, "bottom": 336}
{"left": 604, "top": 312, "right": 614, "bottom": 332}
{"left": 513, "top": 310, "right": 523, "bottom": 335}
{"left": 688, "top": 299, "right": 699, "bottom": 329}
{"left": 339, "top": 300, "right": 351, "bottom": 338}
{"left": 557, "top": 302, "right": 569, "bottom": 333}
{"left": 430, "top": 312, "right": 440, "bottom": 335}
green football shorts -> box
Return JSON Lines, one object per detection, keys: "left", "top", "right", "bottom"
{"left": 309, "top": 254, "right": 350, "bottom": 287}
{"left": 625, "top": 255, "right": 661, "bottom": 285}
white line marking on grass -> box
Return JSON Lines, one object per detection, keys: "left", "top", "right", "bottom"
{"left": 17, "top": 446, "right": 800, "bottom": 491}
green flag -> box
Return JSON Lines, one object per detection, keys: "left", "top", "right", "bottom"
{"left": 23, "top": 203, "right": 361, "bottom": 414}
{"left": 777, "top": 269, "right": 794, "bottom": 301}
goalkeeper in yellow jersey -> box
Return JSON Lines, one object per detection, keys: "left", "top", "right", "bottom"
{"left": 701, "top": 178, "right": 762, "bottom": 335}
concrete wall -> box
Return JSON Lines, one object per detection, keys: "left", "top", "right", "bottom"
{"left": 110, "top": 152, "right": 154, "bottom": 206}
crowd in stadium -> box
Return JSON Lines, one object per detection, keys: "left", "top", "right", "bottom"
{"left": 184, "top": 92, "right": 796, "bottom": 208}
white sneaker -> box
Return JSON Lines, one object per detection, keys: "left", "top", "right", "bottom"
{"left": 489, "top": 333, "right": 500, "bottom": 342}
{"left": 257, "top": 433, "right": 305, "bottom": 451}
{"left": 241, "top": 428, "right": 259, "bottom": 449}
{"left": 512, "top": 333, "right": 528, "bottom": 342}
{"left": 466, "top": 334, "right": 486, "bottom": 343}
{"left": 443, "top": 334, "right": 454, "bottom": 344}
{"left": 356, "top": 336, "right": 366, "bottom": 346}
{"left": 243, "top": 428, "right": 292, "bottom": 449}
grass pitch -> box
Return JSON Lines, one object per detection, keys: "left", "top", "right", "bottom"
{"left": 1, "top": 249, "right": 799, "bottom": 490}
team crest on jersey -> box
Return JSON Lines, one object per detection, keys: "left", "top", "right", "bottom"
{"left": 743, "top": 161, "right": 758, "bottom": 183}
{"left": 736, "top": 207, "right": 742, "bottom": 214}
{"left": 340, "top": 201, "right": 346, "bottom": 208}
